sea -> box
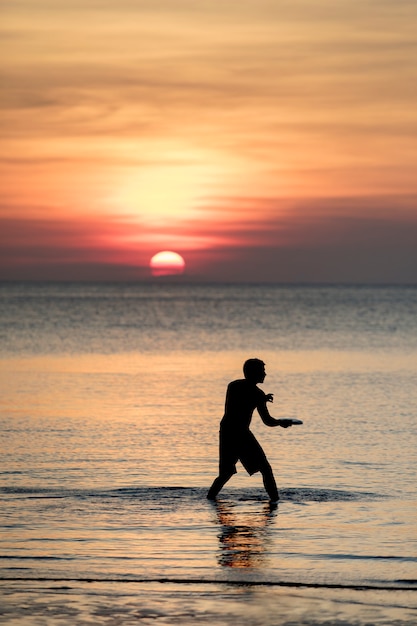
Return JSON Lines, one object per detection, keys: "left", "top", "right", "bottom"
{"left": 0, "top": 282, "right": 416, "bottom": 625}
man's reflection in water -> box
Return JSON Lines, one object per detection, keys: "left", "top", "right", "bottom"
{"left": 214, "top": 501, "right": 277, "bottom": 568}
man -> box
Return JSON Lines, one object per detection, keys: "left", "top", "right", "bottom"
{"left": 207, "top": 358, "right": 292, "bottom": 503}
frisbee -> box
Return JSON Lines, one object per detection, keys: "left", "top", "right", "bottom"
{"left": 280, "top": 418, "right": 303, "bottom": 425}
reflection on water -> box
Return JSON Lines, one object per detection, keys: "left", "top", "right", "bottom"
{"left": 1, "top": 284, "right": 416, "bottom": 603}
{"left": 214, "top": 501, "right": 277, "bottom": 568}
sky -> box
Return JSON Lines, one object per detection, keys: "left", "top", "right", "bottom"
{"left": 1, "top": 0, "right": 417, "bottom": 283}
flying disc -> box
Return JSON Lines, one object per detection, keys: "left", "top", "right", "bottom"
{"left": 280, "top": 418, "right": 303, "bottom": 425}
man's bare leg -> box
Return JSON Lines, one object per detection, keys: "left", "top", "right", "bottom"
{"left": 261, "top": 463, "right": 279, "bottom": 502}
{"left": 207, "top": 472, "right": 234, "bottom": 500}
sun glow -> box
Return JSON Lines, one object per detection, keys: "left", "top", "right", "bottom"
{"left": 111, "top": 146, "right": 223, "bottom": 225}
{"left": 109, "top": 143, "right": 254, "bottom": 228}
{"left": 150, "top": 250, "right": 186, "bottom": 276}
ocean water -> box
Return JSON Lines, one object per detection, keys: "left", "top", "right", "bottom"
{"left": 1, "top": 282, "right": 416, "bottom": 625}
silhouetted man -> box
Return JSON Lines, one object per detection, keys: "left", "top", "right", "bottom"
{"left": 207, "top": 358, "right": 292, "bottom": 503}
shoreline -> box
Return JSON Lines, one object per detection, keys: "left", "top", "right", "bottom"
{"left": 1, "top": 576, "right": 416, "bottom": 592}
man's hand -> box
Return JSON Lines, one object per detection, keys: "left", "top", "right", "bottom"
{"left": 266, "top": 393, "right": 274, "bottom": 403}
{"left": 278, "top": 418, "right": 293, "bottom": 428}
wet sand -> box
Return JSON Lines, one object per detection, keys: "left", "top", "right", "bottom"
{"left": 1, "top": 580, "right": 416, "bottom": 625}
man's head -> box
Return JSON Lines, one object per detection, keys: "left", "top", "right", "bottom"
{"left": 243, "top": 358, "right": 266, "bottom": 383}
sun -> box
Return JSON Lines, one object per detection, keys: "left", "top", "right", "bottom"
{"left": 150, "top": 251, "right": 186, "bottom": 277}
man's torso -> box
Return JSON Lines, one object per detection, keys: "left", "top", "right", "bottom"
{"left": 220, "top": 379, "right": 265, "bottom": 430}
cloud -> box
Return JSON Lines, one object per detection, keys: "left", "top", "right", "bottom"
{"left": 1, "top": 194, "right": 415, "bottom": 283}
{"left": 2, "top": 0, "right": 416, "bottom": 144}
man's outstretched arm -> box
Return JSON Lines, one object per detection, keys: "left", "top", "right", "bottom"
{"left": 258, "top": 397, "right": 292, "bottom": 428}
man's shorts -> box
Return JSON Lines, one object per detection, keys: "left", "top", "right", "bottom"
{"left": 219, "top": 426, "right": 269, "bottom": 476}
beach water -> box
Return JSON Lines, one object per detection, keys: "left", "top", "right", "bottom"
{"left": 1, "top": 283, "right": 416, "bottom": 624}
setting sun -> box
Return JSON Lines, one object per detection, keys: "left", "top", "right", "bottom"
{"left": 150, "top": 251, "right": 186, "bottom": 277}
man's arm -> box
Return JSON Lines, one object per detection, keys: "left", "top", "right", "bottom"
{"left": 257, "top": 395, "right": 292, "bottom": 428}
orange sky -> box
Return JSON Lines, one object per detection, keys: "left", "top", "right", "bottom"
{"left": 1, "top": 1, "right": 417, "bottom": 282}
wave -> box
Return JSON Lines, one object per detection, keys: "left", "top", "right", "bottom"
{"left": 0, "top": 575, "right": 414, "bottom": 591}
{"left": 0, "top": 485, "right": 381, "bottom": 502}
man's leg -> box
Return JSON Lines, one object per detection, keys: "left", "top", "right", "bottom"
{"left": 261, "top": 462, "right": 279, "bottom": 502}
{"left": 207, "top": 472, "right": 234, "bottom": 500}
